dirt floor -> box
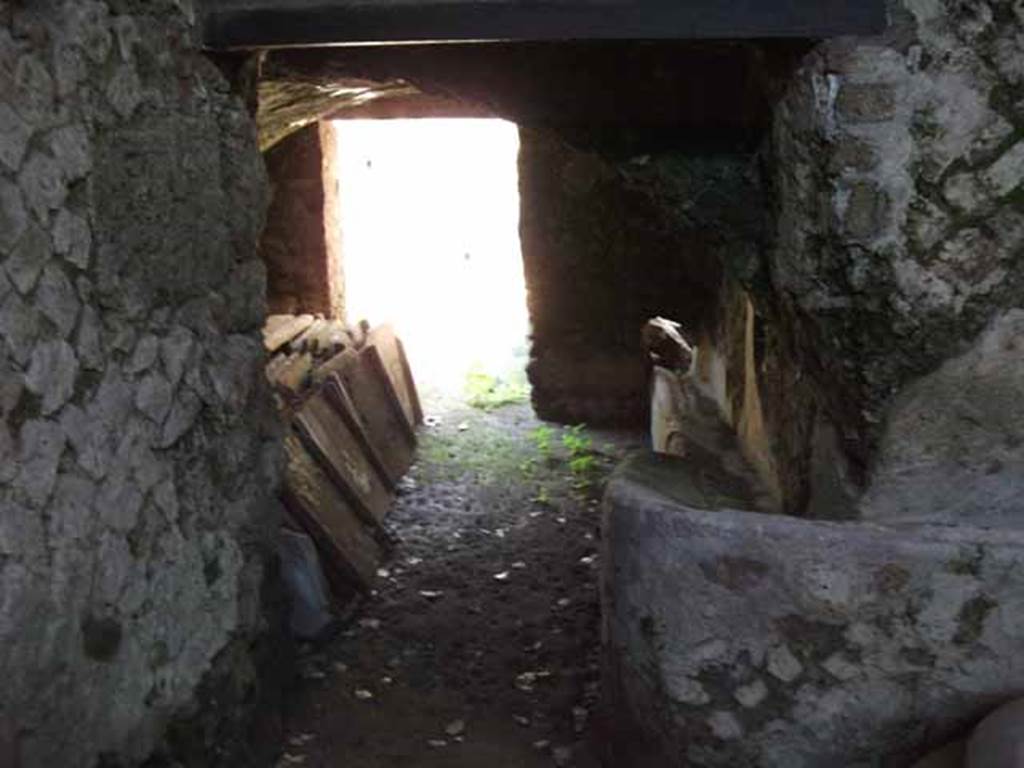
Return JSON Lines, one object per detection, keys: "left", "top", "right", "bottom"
{"left": 274, "top": 395, "right": 642, "bottom": 768}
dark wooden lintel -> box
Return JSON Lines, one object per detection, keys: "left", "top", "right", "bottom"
{"left": 204, "top": 1, "right": 887, "bottom": 51}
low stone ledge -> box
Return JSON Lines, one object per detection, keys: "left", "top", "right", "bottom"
{"left": 601, "top": 452, "right": 1024, "bottom": 767}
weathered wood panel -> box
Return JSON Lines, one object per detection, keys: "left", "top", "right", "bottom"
{"left": 367, "top": 323, "right": 423, "bottom": 429}
{"left": 326, "top": 350, "right": 415, "bottom": 486}
{"left": 283, "top": 433, "right": 383, "bottom": 591}
{"left": 295, "top": 391, "right": 392, "bottom": 523}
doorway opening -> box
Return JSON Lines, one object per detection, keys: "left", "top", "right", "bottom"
{"left": 329, "top": 118, "right": 530, "bottom": 408}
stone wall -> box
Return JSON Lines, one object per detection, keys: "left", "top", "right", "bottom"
{"left": 518, "top": 127, "right": 762, "bottom": 427}
{"left": 603, "top": 2, "right": 1024, "bottom": 764}
{"left": 261, "top": 122, "right": 344, "bottom": 318}
{"left": 0, "top": 2, "right": 280, "bottom": 766}
{"left": 762, "top": 0, "right": 1024, "bottom": 521}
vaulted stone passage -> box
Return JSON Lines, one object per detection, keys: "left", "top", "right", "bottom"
{"left": 2, "top": 1, "right": 1023, "bottom": 767}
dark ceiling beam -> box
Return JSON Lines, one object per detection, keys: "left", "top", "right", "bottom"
{"left": 203, "top": 0, "right": 887, "bottom": 51}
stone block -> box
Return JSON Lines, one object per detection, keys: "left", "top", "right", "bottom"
{"left": 0, "top": 177, "right": 27, "bottom": 254}
{"left": 75, "top": 305, "right": 104, "bottom": 370}
{"left": 603, "top": 451, "right": 1024, "bottom": 767}
{"left": 105, "top": 64, "right": 142, "bottom": 120}
{"left": 159, "top": 326, "right": 194, "bottom": 388}
{"left": 829, "top": 136, "right": 879, "bottom": 173}
{"left": 36, "top": 262, "right": 79, "bottom": 338}
{"left": 17, "top": 418, "right": 66, "bottom": 507}
{"left": 48, "top": 125, "right": 91, "bottom": 183}
{"left": 0, "top": 292, "right": 41, "bottom": 366}
{"left": 0, "top": 351, "right": 23, "bottom": 421}
{"left": 158, "top": 388, "right": 201, "bottom": 448}
{"left": 835, "top": 82, "right": 897, "bottom": 124}
{"left": 12, "top": 53, "right": 54, "bottom": 126}
{"left": 5, "top": 221, "right": 49, "bottom": 294}
{"left": 980, "top": 140, "right": 1024, "bottom": 200}
{"left": 135, "top": 372, "right": 173, "bottom": 424}
{"left": 17, "top": 151, "right": 66, "bottom": 220}
{"left": 25, "top": 339, "right": 78, "bottom": 415}
{"left": 0, "top": 101, "right": 31, "bottom": 172}
{"left": 52, "top": 208, "right": 91, "bottom": 269}
{"left": 839, "top": 180, "right": 891, "bottom": 241}
{"left": 126, "top": 334, "right": 159, "bottom": 375}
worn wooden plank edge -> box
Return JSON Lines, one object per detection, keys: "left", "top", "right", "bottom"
{"left": 280, "top": 486, "right": 372, "bottom": 596}
{"left": 264, "top": 314, "right": 315, "bottom": 353}
{"left": 394, "top": 335, "right": 424, "bottom": 426}
{"left": 293, "top": 409, "right": 394, "bottom": 539}
{"left": 362, "top": 344, "right": 418, "bottom": 447}
{"left": 322, "top": 371, "right": 400, "bottom": 490}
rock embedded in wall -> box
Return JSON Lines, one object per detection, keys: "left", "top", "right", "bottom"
{"left": 0, "top": 2, "right": 279, "bottom": 767}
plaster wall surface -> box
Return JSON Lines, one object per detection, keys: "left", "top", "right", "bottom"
{"left": 0, "top": 2, "right": 280, "bottom": 765}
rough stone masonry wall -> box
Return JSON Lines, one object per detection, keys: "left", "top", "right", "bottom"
{"left": 765, "top": 0, "right": 1024, "bottom": 521}
{"left": 603, "top": 2, "right": 1024, "bottom": 765}
{"left": 0, "top": 2, "right": 280, "bottom": 766}
{"left": 519, "top": 127, "right": 762, "bottom": 427}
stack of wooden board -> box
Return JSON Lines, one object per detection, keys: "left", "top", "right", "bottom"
{"left": 263, "top": 313, "right": 373, "bottom": 405}
{"left": 265, "top": 314, "right": 422, "bottom": 601}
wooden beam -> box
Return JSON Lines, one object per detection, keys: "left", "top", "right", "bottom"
{"left": 203, "top": 0, "right": 887, "bottom": 50}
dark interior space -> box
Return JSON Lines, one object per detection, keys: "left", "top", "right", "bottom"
{"left": 3, "top": 2, "right": 1024, "bottom": 767}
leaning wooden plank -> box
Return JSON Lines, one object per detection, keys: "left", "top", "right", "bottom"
{"left": 295, "top": 391, "right": 393, "bottom": 524}
{"left": 368, "top": 323, "right": 423, "bottom": 428}
{"left": 339, "top": 348, "right": 415, "bottom": 481}
{"left": 324, "top": 356, "right": 414, "bottom": 486}
{"left": 263, "top": 313, "right": 314, "bottom": 353}
{"left": 321, "top": 367, "right": 398, "bottom": 492}
{"left": 282, "top": 432, "right": 382, "bottom": 593}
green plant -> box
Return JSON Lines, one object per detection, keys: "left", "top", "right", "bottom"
{"left": 519, "top": 457, "right": 536, "bottom": 479}
{"left": 562, "top": 424, "right": 599, "bottom": 492}
{"left": 531, "top": 425, "right": 554, "bottom": 459}
{"left": 569, "top": 454, "right": 596, "bottom": 476}
{"left": 562, "top": 424, "right": 593, "bottom": 458}
{"left": 463, "top": 365, "right": 529, "bottom": 410}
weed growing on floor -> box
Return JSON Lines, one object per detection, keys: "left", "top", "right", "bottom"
{"left": 464, "top": 366, "right": 529, "bottom": 410}
{"left": 531, "top": 425, "right": 554, "bottom": 459}
{"left": 418, "top": 422, "right": 528, "bottom": 484}
{"left": 562, "top": 424, "right": 600, "bottom": 493}
{"left": 562, "top": 424, "right": 592, "bottom": 458}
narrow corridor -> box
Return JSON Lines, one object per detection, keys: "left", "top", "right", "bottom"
{"left": 276, "top": 398, "right": 641, "bottom": 767}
